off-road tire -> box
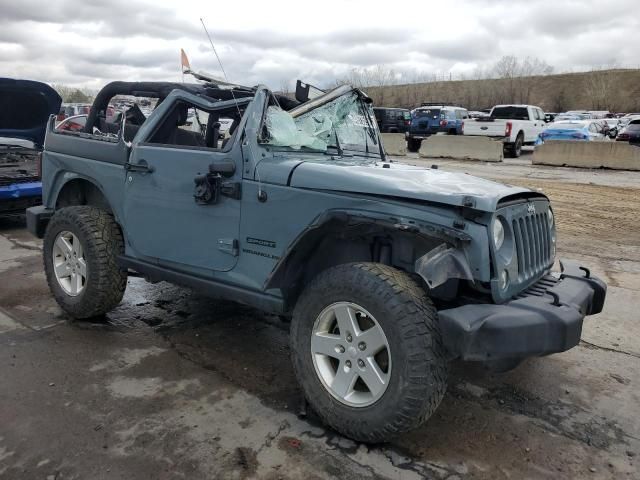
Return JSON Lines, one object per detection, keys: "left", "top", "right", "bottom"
{"left": 43, "top": 206, "right": 127, "bottom": 319}
{"left": 290, "top": 262, "right": 447, "bottom": 443}
{"left": 407, "top": 138, "right": 421, "bottom": 153}
{"left": 507, "top": 133, "right": 524, "bottom": 158}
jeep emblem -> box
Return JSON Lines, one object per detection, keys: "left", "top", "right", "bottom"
{"left": 527, "top": 204, "right": 536, "bottom": 214}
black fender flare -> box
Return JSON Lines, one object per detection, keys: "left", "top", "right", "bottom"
{"left": 264, "top": 208, "right": 471, "bottom": 291}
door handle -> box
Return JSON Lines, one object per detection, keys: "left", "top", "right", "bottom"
{"left": 125, "top": 159, "right": 154, "bottom": 173}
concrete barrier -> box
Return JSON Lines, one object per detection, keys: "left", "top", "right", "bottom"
{"left": 381, "top": 133, "right": 407, "bottom": 156}
{"left": 533, "top": 141, "right": 640, "bottom": 171}
{"left": 418, "top": 135, "right": 503, "bottom": 162}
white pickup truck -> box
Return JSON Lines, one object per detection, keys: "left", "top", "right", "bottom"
{"left": 463, "top": 105, "right": 547, "bottom": 157}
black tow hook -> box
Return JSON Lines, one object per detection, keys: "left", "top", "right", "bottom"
{"left": 547, "top": 291, "right": 562, "bottom": 307}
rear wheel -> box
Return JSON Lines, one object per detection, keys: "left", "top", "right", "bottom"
{"left": 290, "top": 263, "right": 447, "bottom": 443}
{"left": 407, "top": 138, "right": 421, "bottom": 152}
{"left": 43, "top": 206, "right": 127, "bottom": 319}
{"left": 507, "top": 133, "right": 524, "bottom": 158}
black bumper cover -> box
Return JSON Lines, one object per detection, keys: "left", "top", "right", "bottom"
{"left": 438, "top": 260, "right": 606, "bottom": 361}
{"left": 26, "top": 205, "right": 53, "bottom": 238}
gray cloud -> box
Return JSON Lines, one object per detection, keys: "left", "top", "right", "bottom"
{"left": 1, "top": 0, "right": 639, "bottom": 91}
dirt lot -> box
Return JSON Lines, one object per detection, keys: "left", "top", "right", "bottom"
{"left": 1, "top": 157, "right": 639, "bottom": 479}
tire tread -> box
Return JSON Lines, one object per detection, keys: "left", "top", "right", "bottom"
{"left": 43, "top": 206, "right": 127, "bottom": 318}
{"left": 291, "top": 262, "right": 447, "bottom": 443}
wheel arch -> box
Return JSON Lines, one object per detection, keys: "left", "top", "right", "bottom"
{"left": 52, "top": 175, "right": 115, "bottom": 216}
{"left": 265, "top": 210, "right": 473, "bottom": 310}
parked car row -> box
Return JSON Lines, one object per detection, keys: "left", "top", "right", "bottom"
{"left": 373, "top": 101, "right": 640, "bottom": 154}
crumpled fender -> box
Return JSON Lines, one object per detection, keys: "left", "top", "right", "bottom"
{"left": 414, "top": 243, "right": 474, "bottom": 289}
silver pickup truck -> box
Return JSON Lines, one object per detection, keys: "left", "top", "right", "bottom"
{"left": 464, "top": 104, "right": 547, "bottom": 157}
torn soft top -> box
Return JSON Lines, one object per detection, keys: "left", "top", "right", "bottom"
{"left": 84, "top": 81, "right": 256, "bottom": 133}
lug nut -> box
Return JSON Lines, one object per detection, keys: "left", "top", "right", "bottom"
{"left": 346, "top": 334, "right": 352, "bottom": 342}
{"left": 337, "top": 345, "right": 345, "bottom": 353}
{"left": 345, "top": 360, "right": 352, "bottom": 368}
{"left": 358, "top": 342, "right": 366, "bottom": 351}
{"left": 358, "top": 359, "right": 365, "bottom": 368}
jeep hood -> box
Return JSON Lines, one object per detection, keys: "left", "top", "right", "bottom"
{"left": 0, "top": 78, "right": 62, "bottom": 147}
{"left": 289, "top": 161, "right": 534, "bottom": 212}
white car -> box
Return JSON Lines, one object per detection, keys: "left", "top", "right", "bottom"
{"left": 463, "top": 104, "right": 547, "bottom": 157}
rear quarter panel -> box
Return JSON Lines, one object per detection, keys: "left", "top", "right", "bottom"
{"left": 42, "top": 122, "right": 127, "bottom": 221}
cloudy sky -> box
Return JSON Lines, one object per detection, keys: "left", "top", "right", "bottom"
{"left": 2, "top": 0, "right": 639, "bottom": 91}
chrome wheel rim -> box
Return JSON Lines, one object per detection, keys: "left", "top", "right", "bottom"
{"left": 311, "top": 302, "right": 391, "bottom": 407}
{"left": 52, "top": 231, "right": 87, "bottom": 296}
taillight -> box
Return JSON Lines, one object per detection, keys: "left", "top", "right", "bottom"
{"left": 405, "top": 120, "right": 411, "bottom": 126}
{"left": 440, "top": 120, "right": 447, "bottom": 127}
{"left": 37, "top": 152, "right": 43, "bottom": 180}
{"left": 505, "top": 122, "right": 512, "bottom": 137}
{"left": 618, "top": 133, "right": 629, "bottom": 140}
{"left": 461, "top": 121, "right": 464, "bottom": 134}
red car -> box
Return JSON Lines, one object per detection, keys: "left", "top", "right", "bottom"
{"left": 55, "top": 114, "right": 87, "bottom": 132}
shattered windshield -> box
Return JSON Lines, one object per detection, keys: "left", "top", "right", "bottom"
{"left": 263, "top": 91, "right": 379, "bottom": 156}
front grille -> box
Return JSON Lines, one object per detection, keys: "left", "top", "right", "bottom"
{"left": 513, "top": 274, "right": 558, "bottom": 299}
{"left": 512, "top": 211, "right": 553, "bottom": 283}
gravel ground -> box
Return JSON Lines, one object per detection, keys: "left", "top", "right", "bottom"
{"left": 0, "top": 157, "right": 638, "bottom": 480}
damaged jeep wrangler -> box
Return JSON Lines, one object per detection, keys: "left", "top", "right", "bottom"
{"left": 27, "top": 78, "right": 606, "bottom": 442}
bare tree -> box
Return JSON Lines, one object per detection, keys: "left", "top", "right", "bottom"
{"left": 52, "top": 84, "right": 94, "bottom": 103}
{"left": 584, "top": 68, "right": 617, "bottom": 110}
{"left": 493, "top": 55, "right": 519, "bottom": 102}
{"left": 517, "top": 57, "right": 554, "bottom": 104}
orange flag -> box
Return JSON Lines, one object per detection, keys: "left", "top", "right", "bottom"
{"left": 180, "top": 49, "right": 191, "bottom": 72}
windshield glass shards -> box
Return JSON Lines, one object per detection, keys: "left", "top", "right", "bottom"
{"left": 264, "top": 91, "right": 379, "bottom": 155}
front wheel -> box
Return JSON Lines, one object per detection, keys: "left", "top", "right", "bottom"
{"left": 43, "top": 206, "right": 127, "bottom": 319}
{"left": 290, "top": 263, "right": 447, "bottom": 443}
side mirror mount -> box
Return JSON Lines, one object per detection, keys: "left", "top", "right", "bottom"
{"left": 209, "top": 158, "right": 236, "bottom": 178}
{"left": 194, "top": 159, "right": 238, "bottom": 205}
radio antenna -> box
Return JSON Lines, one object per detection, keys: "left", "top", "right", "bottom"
{"left": 199, "top": 18, "right": 242, "bottom": 116}
{"left": 199, "top": 17, "right": 264, "bottom": 197}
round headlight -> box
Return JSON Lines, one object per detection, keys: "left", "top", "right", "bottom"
{"left": 499, "top": 269, "right": 509, "bottom": 290}
{"left": 548, "top": 208, "right": 554, "bottom": 228}
{"left": 492, "top": 219, "right": 505, "bottom": 250}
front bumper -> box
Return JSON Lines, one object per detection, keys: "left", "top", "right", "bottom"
{"left": 26, "top": 205, "right": 53, "bottom": 238}
{"left": 438, "top": 260, "right": 606, "bottom": 361}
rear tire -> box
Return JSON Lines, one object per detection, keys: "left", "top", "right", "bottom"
{"left": 43, "top": 206, "right": 127, "bottom": 319}
{"left": 290, "top": 263, "right": 447, "bottom": 443}
{"left": 407, "top": 138, "right": 421, "bottom": 152}
{"left": 506, "top": 133, "right": 524, "bottom": 158}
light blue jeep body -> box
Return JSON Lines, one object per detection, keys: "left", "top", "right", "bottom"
{"left": 27, "top": 82, "right": 605, "bottom": 362}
